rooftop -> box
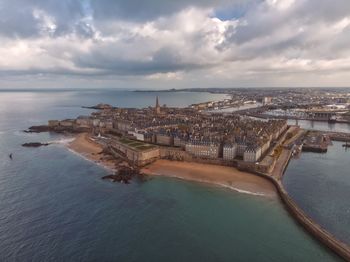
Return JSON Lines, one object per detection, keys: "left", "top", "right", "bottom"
{"left": 117, "top": 138, "right": 156, "bottom": 152}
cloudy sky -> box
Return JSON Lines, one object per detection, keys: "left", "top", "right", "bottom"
{"left": 1, "top": 0, "right": 350, "bottom": 89}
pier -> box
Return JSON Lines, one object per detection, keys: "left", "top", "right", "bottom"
{"left": 260, "top": 169, "right": 350, "bottom": 262}
{"left": 302, "top": 131, "right": 331, "bottom": 153}
{"left": 259, "top": 130, "right": 350, "bottom": 261}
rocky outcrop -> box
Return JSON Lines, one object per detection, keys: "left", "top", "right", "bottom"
{"left": 24, "top": 124, "right": 89, "bottom": 134}
{"left": 102, "top": 167, "right": 140, "bottom": 184}
{"left": 22, "top": 142, "right": 50, "bottom": 147}
{"left": 82, "top": 103, "right": 113, "bottom": 110}
{"left": 24, "top": 125, "right": 51, "bottom": 133}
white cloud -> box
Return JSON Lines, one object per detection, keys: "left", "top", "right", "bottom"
{"left": 0, "top": 0, "right": 350, "bottom": 88}
{"left": 267, "top": 0, "right": 296, "bottom": 10}
{"left": 33, "top": 9, "right": 57, "bottom": 36}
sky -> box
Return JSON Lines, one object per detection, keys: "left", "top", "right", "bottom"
{"left": 1, "top": 0, "right": 350, "bottom": 89}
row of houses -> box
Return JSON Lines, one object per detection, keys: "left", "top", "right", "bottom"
{"left": 124, "top": 121, "right": 286, "bottom": 163}
{"left": 185, "top": 141, "right": 220, "bottom": 159}
{"left": 182, "top": 122, "right": 287, "bottom": 163}
{"left": 184, "top": 140, "right": 269, "bottom": 163}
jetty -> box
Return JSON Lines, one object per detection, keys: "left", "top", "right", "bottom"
{"left": 302, "top": 131, "right": 331, "bottom": 153}
{"left": 260, "top": 131, "right": 350, "bottom": 262}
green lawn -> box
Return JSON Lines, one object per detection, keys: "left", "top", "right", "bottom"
{"left": 118, "top": 137, "right": 156, "bottom": 151}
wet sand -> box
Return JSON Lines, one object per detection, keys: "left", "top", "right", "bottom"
{"left": 68, "top": 133, "right": 276, "bottom": 197}
{"left": 68, "top": 133, "right": 117, "bottom": 171}
{"left": 142, "top": 160, "right": 277, "bottom": 197}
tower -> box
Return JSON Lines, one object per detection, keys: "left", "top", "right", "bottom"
{"left": 155, "top": 96, "right": 161, "bottom": 114}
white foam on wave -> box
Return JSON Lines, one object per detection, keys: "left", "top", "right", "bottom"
{"left": 217, "top": 183, "right": 266, "bottom": 197}
{"left": 49, "top": 137, "right": 75, "bottom": 145}
{"left": 66, "top": 147, "right": 116, "bottom": 172}
{"left": 61, "top": 143, "right": 267, "bottom": 197}
{"left": 151, "top": 173, "right": 266, "bottom": 197}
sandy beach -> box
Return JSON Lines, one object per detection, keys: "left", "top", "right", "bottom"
{"left": 142, "top": 160, "right": 277, "bottom": 197}
{"left": 68, "top": 133, "right": 117, "bottom": 171}
{"left": 68, "top": 133, "right": 276, "bottom": 197}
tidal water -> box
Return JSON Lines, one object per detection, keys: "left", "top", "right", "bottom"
{"left": 284, "top": 141, "right": 350, "bottom": 246}
{"left": 0, "top": 90, "right": 343, "bottom": 261}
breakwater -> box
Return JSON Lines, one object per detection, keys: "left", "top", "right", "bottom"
{"left": 275, "top": 180, "right": 350, "bottom": 262}
{"left": 255, "top": 153, "right": 350, "bottom": 261}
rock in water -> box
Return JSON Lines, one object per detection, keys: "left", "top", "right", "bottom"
{"left": 22, "top": 142, "right": 50, "bottom": 147}
{"left": 24, "top": 125, "right": 51, "bottom": 133}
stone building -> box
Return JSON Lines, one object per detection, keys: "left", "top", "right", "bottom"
{"left": 174, "top": 137, "right": 186, "bottom": 148}
{"left": 223, "top": 143, "right": 237, "bottom": 161}
{"left": 115, "top": 120, "right": 133, "bottom": 132}
{"left": 185, "top": 141, "right": 220, "bottom": 159}
{"left": 109, "top": 139, "right": 160, "bottom": 167}
{"left": 156, "top": 134, "right": 174, "bottom": 146}
{"left": 243, "top": 146, "right": 262, "bottom": 163}
{"left": 128, "top": 131, "right": 145, "bottom": 141}
{"left": 76, "top": 116, "right": 91, "bottom": 128}
{"left": 155, "top": 96, "right": 161, "bottom": 115}
{"left": 236, "top": 141, "right": 247, "bottom": 157}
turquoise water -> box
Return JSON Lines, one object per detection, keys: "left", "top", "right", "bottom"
{"left": 0, "top": 90, "right": 342, "bottom": 261}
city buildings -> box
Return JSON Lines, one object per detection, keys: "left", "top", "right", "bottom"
{"left": 48, "top": 96, "right": 289, "bottom": 166}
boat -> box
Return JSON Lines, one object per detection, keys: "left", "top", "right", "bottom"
{"left": 342, "top": 142, "right": 350, "bottom": 148}
{"left": 328, "top": 116, "right": 337, "bottom": 123}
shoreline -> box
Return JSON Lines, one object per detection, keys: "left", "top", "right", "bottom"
{"left": 141, "top": 160, "right": 276, "bottom": 198}
{"left": 66, "top": 132, "right": 350, "bottom": 261}
{"left": 67, "top": 133, "right": 117, "bottom": 172}
{"left": 67, "top": 133, "right": 276, "bottom": 198}
{"left": 257, "top": 172, "right": 350, "bottom": 261}
{"left": 262, "top": 145, "right": 350, "bottom": 261}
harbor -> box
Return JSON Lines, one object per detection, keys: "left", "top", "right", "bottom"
{"left": 259, "top": 128, "right": 350, "bottom": 261}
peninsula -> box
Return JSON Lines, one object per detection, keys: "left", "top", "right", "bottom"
{"left": 27, "top": 95, "right": 350, "bottom": 261}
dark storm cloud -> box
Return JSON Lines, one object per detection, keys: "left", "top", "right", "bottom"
{"left": 0, "top": 0, "right": 244, "bottom": 37}
{"left": 1, "top": 0, "right": 350, "bottom": 87}
{"left": 90, "top": 0, "right": 231, "bottom": 22}
{"left": 0, "top": 0, "right": 255, "bottom": 43}
{"left": 73, "top": 47, "right": 208, "bottom": 75}
{"left": 0, "top": 0, "right": 85, "bottom": 37}
{"left": 225, "top": 0, "right": 350, "bottom": 46}
{"left": 0, "top": 0, "right": 39, "bottom": 37}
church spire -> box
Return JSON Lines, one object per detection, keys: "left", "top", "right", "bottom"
{"left": 155, "top": 96, "right": 161, "bottom": 114}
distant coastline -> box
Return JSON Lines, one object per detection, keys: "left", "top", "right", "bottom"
{"left": 133, "top": 87, "right": 350, "bottom": 94}
{"left": 133, "top": 88, "right": 231, "bottom": 94}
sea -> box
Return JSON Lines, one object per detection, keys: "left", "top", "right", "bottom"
{"left": 0, "top": 89, "right": 345, "bottom": 261}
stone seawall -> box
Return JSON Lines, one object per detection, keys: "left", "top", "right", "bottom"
{"left": 254, "top": 145, "right": 350, "bottom": 261}
{"left": 159, "top": 147, "right": 238, "bottom": 167}
{"left": 256, "top": 172, "right": 350, "bottom": 261}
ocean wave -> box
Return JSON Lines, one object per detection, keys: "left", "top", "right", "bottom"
{"left": 49, "top": 137, "right": 75, "bottom": 145}
{"left": 152, "top": 173, "right": 266, "bottom": 197}
{"left": 63, "top": 145, "right": 266, "bottom": 197}
{"left": 217, "top": 183, "right": 266, "bottom": 197}
{"left": 66, "top": 148, "right": 116, "bottom": 172}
